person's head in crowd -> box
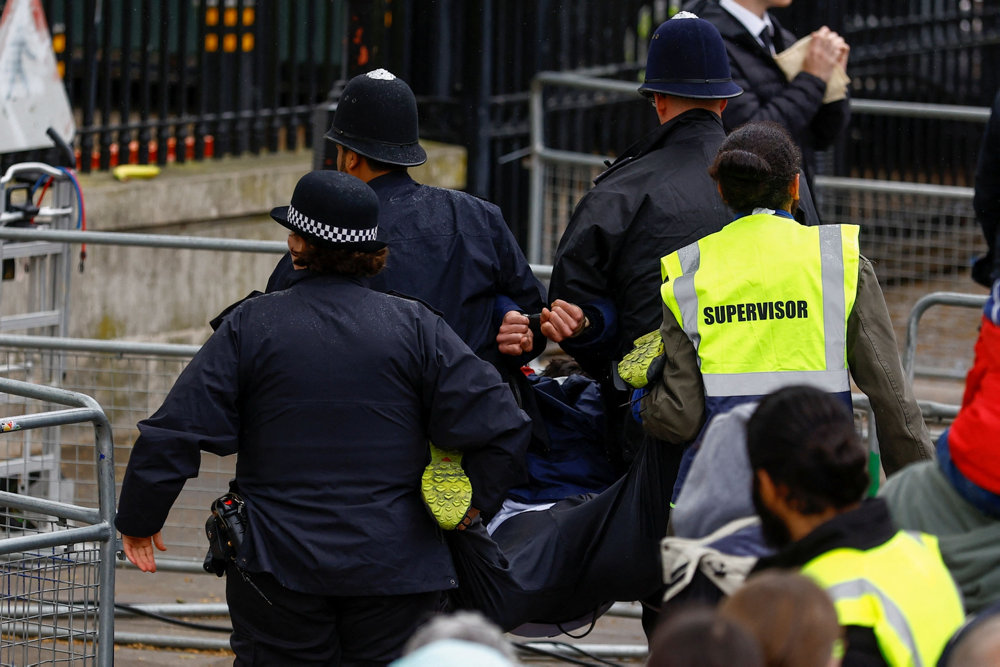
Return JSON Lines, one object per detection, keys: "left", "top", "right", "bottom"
{"left": 270, "top": 170, "right": 388, "bottom": 276}
{"left": 709, "top": 120, "right": 803, "bottom": 215}
{"left": 638, "top": 12, "right": 742, "bottom": 125}
{"left": 392, "top": 611, "right": 519, "bottom": 666}
{"left": 720, "top": 570, "right": 843, "bottom": 667}
{"left": 647, "top": 605, "right": 764, "bottom": 667}
{"left": 941, "top": 609, "right": 1000, "bottom": 667}
{"left": 746, "top": 385, "right": 868, "bottom": 548}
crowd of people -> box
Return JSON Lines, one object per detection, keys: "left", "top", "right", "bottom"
{"left": 113, "top": 2, "right": 999, "bottom": 666}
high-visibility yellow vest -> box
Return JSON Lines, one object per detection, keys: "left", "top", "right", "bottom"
{"left": 802, "top": 530, "right": 965, "bottom": 667}
{"left": 659, "top": 211, "right": 859, "bottom": 414}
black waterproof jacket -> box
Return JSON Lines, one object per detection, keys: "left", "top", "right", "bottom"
{"left": 268, "top": 171, "right": 547, "bottom": 371}
{"left": 974, "top": 88, "right": 1000, "bottom": 286}
{"left": 685, "top": 0, "right": 851, "bottom": 185}
{"left": 549, "top": 109, "right": 819, "bottom": 381}
{"left": 116, "top": 274, "right": 531, "bottom": 596}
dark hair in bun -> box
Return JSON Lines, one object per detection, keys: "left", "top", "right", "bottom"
{"left": 708, "top": 121, "right": 802, "bottom": 213}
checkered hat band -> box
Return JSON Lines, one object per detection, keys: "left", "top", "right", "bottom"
{"left": 286, "top": 205, "right": 378, "bottom": 244}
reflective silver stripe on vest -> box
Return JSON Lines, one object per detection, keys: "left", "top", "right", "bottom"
{"left": 825, "top": 578, "right": 924, "bottom": 667}
{"left": 819, "top": 225, "right": 847, "bottom": 371}
{"left": 673, "top": 243, "right": 702, "bottom": 357}
{"left": 702, "top": 369, "right": 851, "bottom": 397}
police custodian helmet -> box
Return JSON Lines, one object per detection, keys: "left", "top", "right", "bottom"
{"left": 324, "top": 69, "right": 428, "bottom": 168}
{"left": 638, "top": 12, "right": 743, "bottom": 100}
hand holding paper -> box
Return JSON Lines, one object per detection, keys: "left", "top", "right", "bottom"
{"left": 774, "top": 31, "right": 851, "bottom": 104}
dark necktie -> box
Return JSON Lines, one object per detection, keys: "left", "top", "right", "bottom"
{"left": 760, "top": 27, "right": 776, "bottom": 56}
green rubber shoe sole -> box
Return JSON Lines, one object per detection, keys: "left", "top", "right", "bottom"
{"left": 422, "top": 443, "right": 473, "bottom": 530}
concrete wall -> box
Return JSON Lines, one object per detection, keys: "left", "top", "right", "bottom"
{"left": 14, "top": 143, "right": 465, "bottom": 344}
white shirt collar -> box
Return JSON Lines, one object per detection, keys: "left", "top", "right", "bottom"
{"left": 719, "top": 0, "right": 774, "bottom": 48}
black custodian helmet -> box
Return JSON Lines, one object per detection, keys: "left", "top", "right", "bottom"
{"left": 638, "top": 12, "right": 743, "bottom": 100}
{"left": 324, "top": 69, "right": 428, "bottom": 167}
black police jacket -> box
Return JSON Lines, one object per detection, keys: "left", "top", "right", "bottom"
{"left": 267, "top": 171, "right": 547, "bottom": 370}
{"left": 115, "top": 274, "right": 531, "bottom": 596}
{"left": 549, "top": 109, "right": 821, "bottom": 382}
{"left": 973, "top": 89, "right": 1000, "bottom": 286}
{"left": 548, "top": 109, "right": 736, "bottom": 379}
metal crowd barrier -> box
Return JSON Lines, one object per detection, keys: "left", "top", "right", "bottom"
{"left": 0, "top": 377, "right": 116, "bottom": 667}
{"left": 903, "top": 291, "right": 988, "bottom": 384}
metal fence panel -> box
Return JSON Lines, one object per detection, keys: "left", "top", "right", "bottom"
{"left": 0, "top": 378, "right": 116, "bottom": 666}
{"left": 0, "top": 344, "right": 224, "bottom": 563}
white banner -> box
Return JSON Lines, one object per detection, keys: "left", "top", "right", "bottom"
{"left": 0, "top": 0, "right": 75, "bottom": 153}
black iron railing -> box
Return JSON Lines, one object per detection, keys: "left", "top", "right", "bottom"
{"left": 1, "top": 1, "right": 997, "bottom": 243}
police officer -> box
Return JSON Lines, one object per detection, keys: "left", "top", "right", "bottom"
{"left": 748, "top": 386, "right": 963, "bottom": 667}
{"left": 116, "top": 170, "right": 531, "bottom": 665}
{"left": 542, "top": 13, "right": 821, "bottom": 470}
{"left": 641, "top": 120, "right": 932, "bottom": 483}
{"left": 268, "top": 69, "right": 546, "bottom": 376}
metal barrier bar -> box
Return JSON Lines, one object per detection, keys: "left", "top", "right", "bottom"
{"left": 0, "top": 228, "right": 287, "bottom": 254}
{"left": 813, "top": 176, "right": 974, "bottom": 199}
{"left": 903, "top": 292, "right": 987, "bottom": 383}
{"left": 0, "top": 228, "right": 553, "bottom": 284}
{"left": 0, "top": 333, "right": 200, "bottom": 358}
{"left": 527, "top": 71, "right": 988, "bottom": 263}
{"left": 0, "top": 376, "right": 116, "bottom": 666}
{"left": 849, "top": 99, "right": 991, "bottom": 123}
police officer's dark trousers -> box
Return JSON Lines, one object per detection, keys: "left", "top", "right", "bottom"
{"left": 226, "top": 565, "right": 441, "bottom": 666}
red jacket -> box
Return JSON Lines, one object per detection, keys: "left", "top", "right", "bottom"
{"left": 950, "top": 315, "right": 1000, "bottom": 495}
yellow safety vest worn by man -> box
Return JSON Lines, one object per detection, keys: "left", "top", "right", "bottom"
{"left": 803, "top": 529, "right": 964, "bottom": 667}
{"left": 753, "top": 498, "right": 965, "bottom": 667}
{"left": 640, "top": 209, "right": 932, "bottom": 477}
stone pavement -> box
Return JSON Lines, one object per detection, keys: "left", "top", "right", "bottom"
{"left": 112, "top": 567, "right": 648, "bottom": 666}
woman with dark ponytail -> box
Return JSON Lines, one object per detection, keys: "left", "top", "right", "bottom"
{"left": 709, "top": 121, "right": 802, "bottom": 214}
{"left": 639, "top": 120, "right": 932, "bottom": 493}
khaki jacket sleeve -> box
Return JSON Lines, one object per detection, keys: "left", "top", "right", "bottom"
{"left": 848, "top": 258, "right": 934, "bottom": 475}
{"left": 639, "top": 301, "right": 705, "bottom": 444}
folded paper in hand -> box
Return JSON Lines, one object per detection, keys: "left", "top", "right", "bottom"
{"left": 773, "top": 35, "right": 850, "bottom": 104}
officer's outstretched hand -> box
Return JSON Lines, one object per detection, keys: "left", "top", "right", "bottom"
{"left": 541, "top": 300, "right": 587, "bottom": 343}
{"left": 497, "top": 311, "right": 534, "bottom": 355}
{"left": 121, "top": 532, "right": 166, "bottom": 573}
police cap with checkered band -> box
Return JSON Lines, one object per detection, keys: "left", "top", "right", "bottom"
{"left": 270, "top": 170, "right": 385, "bottom": 252}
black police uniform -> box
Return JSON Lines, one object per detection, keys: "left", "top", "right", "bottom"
{"left": 974, "top": 88, "right": 1000, "bottom": 286}
{"left": 115, "top": 273, "right": 531, "bottom": 664}
{"left": 549, "top": 109, "right": 820, "bottom": 468}
{"left": 267, "top": 171, "right": 546, "bottom": 370}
